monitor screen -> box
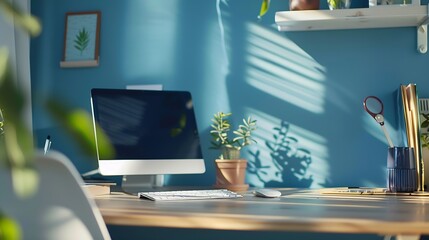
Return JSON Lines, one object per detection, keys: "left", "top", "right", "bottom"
{"left": 90, "top": 88, "right": 205, "bottom": 176}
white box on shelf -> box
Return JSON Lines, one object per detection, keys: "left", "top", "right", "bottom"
{"left": 370, "top": 0, "right": 420, "bottom": 6}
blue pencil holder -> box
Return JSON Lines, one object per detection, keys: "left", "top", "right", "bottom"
{"left": 387, "top": 147, "right": 417, "bottom": 193}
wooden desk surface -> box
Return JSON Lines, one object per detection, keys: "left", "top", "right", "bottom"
{"left": 94, "top": 188, "right": 429, "bottom": 236}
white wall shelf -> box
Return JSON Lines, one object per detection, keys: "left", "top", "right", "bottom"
{"left": 275, "top": 4, "right": 429, "bottom": 53}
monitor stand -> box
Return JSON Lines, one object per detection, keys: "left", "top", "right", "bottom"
{"left": 121, "top": 175, "right": 164, "bottom": 192}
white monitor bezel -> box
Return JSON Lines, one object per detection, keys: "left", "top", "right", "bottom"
{"left": 98, "top": 159, "right": 205, "bottom": 176}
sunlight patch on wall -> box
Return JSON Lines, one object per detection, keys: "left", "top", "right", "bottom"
{"left": 197, "top": 1, "right": 233, "bottom": 125}
{"left": 244, "top": 23, "right": 326, "bottom": 114}
{"left": 243, "top": 108, "right": 330, "bottom": 188}
{"left": 246, "top": 42, "right": 324, "bottom": 83}
{"left": 122, "top": 1, "right": 178, "bottom": 79}
{"left": 246, "top": 56, "right": 325, "bottom": 93}
{"left": 215, "top": 0, "right": 231, "bottom": 76}
{"left": 246, "top": 67, "right": 324, "bottom": 114}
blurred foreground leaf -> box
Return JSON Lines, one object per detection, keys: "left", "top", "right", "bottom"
{"left": 0, "top": 214, "right": 21, "bottom": 240}
{"left": 0, "top": 49, "right": 7, "bottom": 79}
{"left": 0, "top": 49, "right": 36, "bottom": 198}
{"left": 0, "top": 49, "right": 33, "bottom": 167}
{"left": 11, "top": 167, "right": 39, "bottom": 198}
{"left": 0, "top": 0, "right": 41, "bottom": 36}
{"left": 0, "top": 0, "right": 42, "bottom": 199}
{"left": 258, "top": 0, "right": 270, "bottom": 19}
{"left": 0, "top": 49, "right": 26, "bottom": 125}
{"left": 45, "top": 99, "right": 114, "bottom": 158}
{"left": 0, "top": 3, "right": 112, "bottom": 236}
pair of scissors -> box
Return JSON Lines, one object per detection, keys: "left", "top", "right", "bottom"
{"left": 363, "top": 96, "right": 394, "bottom": 148}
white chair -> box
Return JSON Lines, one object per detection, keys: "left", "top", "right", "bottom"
{"left": 0, "top": 151, "right": 111, "bottom": 240}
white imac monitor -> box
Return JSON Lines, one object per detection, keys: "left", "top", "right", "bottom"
{"left": 90, "top": 88, "right": 206, "bottom": 176}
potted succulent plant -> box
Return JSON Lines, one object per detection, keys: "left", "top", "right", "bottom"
{"left": 210, "top": 112, "right": 257, "bottom": 191}
{"left": 289, "top": 0, "right": 320, "bottom": 10}
{"left": 258, "top": 0, "right": 320, "bottom": 19}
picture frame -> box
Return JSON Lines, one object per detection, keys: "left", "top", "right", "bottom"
{"left": 60, "top": 11, "right": 101, "bottom": 68}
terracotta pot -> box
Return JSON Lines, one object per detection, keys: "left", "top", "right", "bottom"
{"left": 214, "top": 159, "right": 249, "bottom": 192}
{"left": 289, "top": 0, "right": 320, "bottom": 10}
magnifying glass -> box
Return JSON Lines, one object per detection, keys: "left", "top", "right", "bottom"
{"left": 0, "top": 109, "right": 4, "bottom": 135}
{"left": 363, "top": 96, "right": 394, "bottom": 148}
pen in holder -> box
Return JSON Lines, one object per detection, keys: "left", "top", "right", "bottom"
{"left": 43, "top": 135, "right": 51, "bottom": 155}
{"left": 387, "top": 146, "right": 417, "bottom": 193}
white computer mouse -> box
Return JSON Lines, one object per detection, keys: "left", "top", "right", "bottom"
{"left": 253, "top": 189, "right": 282, "bottom": 198}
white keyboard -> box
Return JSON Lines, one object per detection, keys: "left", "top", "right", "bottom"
{"left": 138, "top": 189, "right": 242, "bottom": 201}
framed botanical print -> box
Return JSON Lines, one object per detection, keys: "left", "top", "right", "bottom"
{"left": 60, "top": 11, "right": 101, "bottom": 68}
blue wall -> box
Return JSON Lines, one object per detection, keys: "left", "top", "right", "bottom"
{"left": 31, "top": 0, "right": 429, "bottom": 189}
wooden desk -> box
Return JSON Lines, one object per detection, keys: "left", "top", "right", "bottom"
{"left": 94, "top": 188, "right": 429, "bottom": 239}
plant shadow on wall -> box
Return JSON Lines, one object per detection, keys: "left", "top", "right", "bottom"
{"left": 248, "top": 120, "right": 313, "bottom": 187}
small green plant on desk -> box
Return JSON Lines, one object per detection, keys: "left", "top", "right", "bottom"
{"left": 210, "top": 112, "right": 257, "bottom": 191}
{"left": 210, "top": 112, "right": 257, "bottom": 159}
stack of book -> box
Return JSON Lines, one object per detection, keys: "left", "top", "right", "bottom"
{"left": 81, "top": 180, "right": 116, "bottom": 197}
{"left": 398, "top": 84, "right": 425, "bottom": 191}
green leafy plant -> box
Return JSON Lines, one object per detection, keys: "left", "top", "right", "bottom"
{"left": 258, "top": 0, "right": 271, "bottom": 19}
{"left": 0, "top": 2, "right": 41, "bottom": 200}
{"left": 210, "top": 112, "right": 257, "bottom": 159}
{"left": 421, "top": 113, "right": 429, "bottom": 149}
{"left": 421, "top": 135, "right": 429, "bottom": 149}
{"left": 74, "top": 28, "right": 90, "bottom": 54}
{"left": 327, "top": 0, "right": 339, "bottom": 9}
{"left": 327, "top": 0, "right": 351, "bottom": 9}
{"left": 0, "top": 0, "right": 41, "bottom": 36}
{"left": 0, "top": 2, "right": 112, "bottom": 238}
{"left": 0, "top": 213, "right": 21, "bottom": 240}
{"left": 0, "top": 1, "right": 41, "bottom": 237}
